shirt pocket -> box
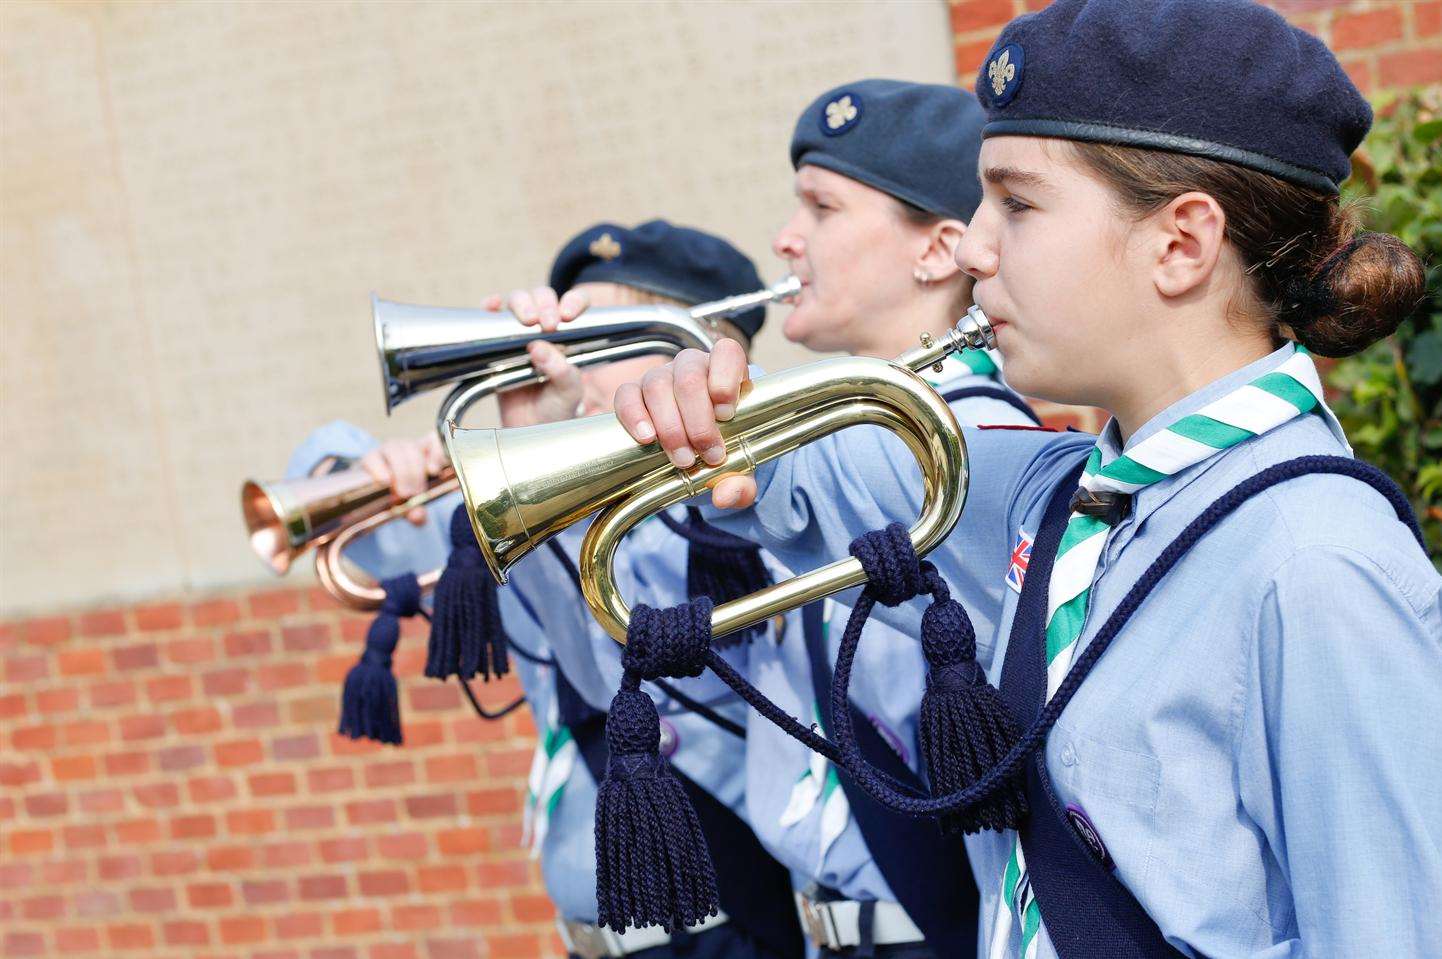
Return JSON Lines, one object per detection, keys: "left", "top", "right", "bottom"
{"left": 1049, "top": 719, "right": 1162, "bottom": 814}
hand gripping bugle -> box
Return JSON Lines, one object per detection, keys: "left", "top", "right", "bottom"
{"left": 443, "top": 306, "right": 996, "bottom": 641}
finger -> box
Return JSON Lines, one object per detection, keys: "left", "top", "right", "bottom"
{"left": 531, "top": 287, "right": 560, "bottom": 333}
{"left": 712, "top": 475, "right": 757, "bottom": 510}
{"left": 640, "top": 366, "right": 695, "bottom": 468}
{"left": 420, "top": 432, "right": 448, "bottom": 474}
{"left": 359, "top": 449, "right": 392, "bottom": 488}
{"left": 615, "top": 383, "right": 656, "bottom": 444}
{"left": 530, "top": 341, "right": 581, "bottom": 397}
{"left": 507, "top": 289, "right": 538, "bottom": 326}
{"left": 672, "top": 349, "right": 726, "bottom": 466}
{"left": 708, "top": 338, "right": 749, "bottom": 421}
{"left": 406, "top": 506, "right": 428, "bottom": 526}
{"left": 558, "top": 288, "right": 590, "bottom": 322}
{"left": 482, "top": 293, "right": 504, "bottom": 311}
{"left": 386, "top": 442, "right": 426, "bottom": 500}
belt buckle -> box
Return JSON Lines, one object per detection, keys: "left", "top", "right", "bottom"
{"left": 562, "top": 920, "right": 622, "bottom": 959}
{"left": 796, "top": 893, "right": 839, "bottom": 950}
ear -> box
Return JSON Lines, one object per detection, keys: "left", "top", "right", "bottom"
{"left": 1150, "top": 192, "right": 1226, "bottom": 299}
{"left": 916, "top": 219, "right": 967, "bottom": 281}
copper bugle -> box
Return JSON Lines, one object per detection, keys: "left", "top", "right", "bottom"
{"left": 241, "top": 467, "right": 457, "bottom": 611}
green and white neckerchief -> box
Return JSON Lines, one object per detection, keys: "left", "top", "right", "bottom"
{"left": 522, "top": 696, "right": 577, "bottom": 858}
{"left": 778, "top": 598, "right": 851, "bottom": 871}
{"left": 922, "top": 346, "right": 1001, "bottom": 391}
{"left": 992, "top": 348, "right": 1333, "bottom": 959}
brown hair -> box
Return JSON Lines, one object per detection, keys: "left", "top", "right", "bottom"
{"left": 1069, "top": 142, "right": 1425, "bottom": 357}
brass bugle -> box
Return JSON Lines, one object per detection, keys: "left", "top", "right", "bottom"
{"left": 241, "top": 467, "right": 458, "bottom": 611}
{"left": 443, "top": 306, "right": 996, "bottom": 642}
{"left": 373, "top": 276, "right": 801, "bottom": 433}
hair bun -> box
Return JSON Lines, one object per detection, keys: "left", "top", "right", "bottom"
{"left": 1298, "top": 231, "right": 1426, "bottom": 357}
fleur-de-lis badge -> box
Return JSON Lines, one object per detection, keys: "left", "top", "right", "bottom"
{"left": 825, "top": 95, "right": 858, "bottom": 131}
{"left": 589, "top": 233, "right": 622, "bottom": 261}
{"left": 986, "top": 43, "right": 1024, "bottom": 105}
{"left": 988, "top": 51, "right": 1016, "bottom": 97}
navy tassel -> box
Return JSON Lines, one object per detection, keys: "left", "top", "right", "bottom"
{"left": 426, "top": 505, "right": 509, "bottom": 682}
{"left": 658, "top": 507, "right": 773, "bottom": 645}
{"left": 595, "top": 601, "right": 719, "bottom": 932}
{"left": 916, "top": 573, "right": 1026, "bottom": 833}
{"left": 850, "top": 524, "right": 1025, "bottom": 834}
{"left": 338, "top": 574, "right": 422, "bottom": 746}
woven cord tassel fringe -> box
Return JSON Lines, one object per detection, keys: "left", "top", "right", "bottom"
{"left": 849, "top": 523, "right": 1025, "bottom": 833}
{"left": 338, "top": 573, "right": 422, "bottom": 746}
{"left": 426, "top": 505, "right": 509, "bottom": 682}
{"left": 594, "top": 601, "right": 719, "bottom": 931}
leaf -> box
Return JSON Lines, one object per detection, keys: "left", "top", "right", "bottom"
{"left": 1408, "top": 330, "right": 1442, "bottom": 386}
{"left": 1413, "top": 118, "right": 1442, "bottom": 146}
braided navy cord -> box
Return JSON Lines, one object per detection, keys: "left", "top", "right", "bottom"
{"left": 624, "top": 602, "right": 713, "bottom": 681}
{"left": 458, "top": 678, "right": 525, "bottom": 720}
{"left": 545, "top": 541, "right": 746, "bottom": 739}
{"left": 506, "top": 637, "right": 557, "bottom": 667}
{"left": 701, "top": 455, "right": 1426, "bottom": 819}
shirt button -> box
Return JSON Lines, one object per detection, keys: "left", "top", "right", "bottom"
{"left": 1060, "top": 743, "right": 1077, "bottom": 767}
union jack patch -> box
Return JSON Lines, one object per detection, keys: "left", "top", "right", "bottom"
{"left": 1006, "top": 529, "right": 1032, "bottom": 594}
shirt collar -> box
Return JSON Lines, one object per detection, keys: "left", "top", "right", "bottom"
{"left": 1093, "top": 344, "right": 1350, "bottom": 537}
{"left": 1095, "top": 343, "right": 1348, "bottom": 464}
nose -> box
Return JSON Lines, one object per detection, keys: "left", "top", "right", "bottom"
{"left": 955, "top": 204, "right": 999, "bottom": 281}
{"left": 772, "top": 210, "right": 806, "bottom": 261}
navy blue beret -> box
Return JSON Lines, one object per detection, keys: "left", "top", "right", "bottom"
{"left": 975, "top": 0, "right": 1371, "bottom": 194}
{"left": 790, "top": 79, "right": 987, "bottom": 221}
{"left": 548, "top": 220, "right": 767, "bottom": 339}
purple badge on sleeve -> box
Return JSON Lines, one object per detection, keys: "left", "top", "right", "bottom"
{"left": 1066, "top": 803, "right": 1114, "bottom": 872}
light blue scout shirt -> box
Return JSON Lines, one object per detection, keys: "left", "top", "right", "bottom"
{"left": 706, "top": 344, "right": 1442, "bottom": 958}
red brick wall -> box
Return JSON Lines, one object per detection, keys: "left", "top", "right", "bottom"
{"left": 951, "top": 0, "right": 1442, "bottom": 433}
{"left": 1, "top": 588, "right": 557, "bottom": 959}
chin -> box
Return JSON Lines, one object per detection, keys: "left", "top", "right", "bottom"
{"left": 781, "top": 309, "right": 818, "bottom": 346}
{"left": 996, "top": 354, "right": 1043, "bottom": 398}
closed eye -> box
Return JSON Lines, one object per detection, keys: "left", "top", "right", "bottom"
{"left": 1000, "top": 195, "right": 1031, "bottom": 214}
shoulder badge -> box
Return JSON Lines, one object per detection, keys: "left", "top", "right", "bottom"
{"left": 588, "top": 232, "right": 622, "bottom": 261}
{"left": 821, "top": 92, "right": 862, "bottom": 137}
{"left": 986, "top": 43, "right": 1024, "bottom": 107}
{"left": 1006, "top": 527, "right": 1033, "bottom": 594}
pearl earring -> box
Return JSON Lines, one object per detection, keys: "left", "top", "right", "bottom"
{"left": 913, "top": 267, "right": 931, "bottom": 285}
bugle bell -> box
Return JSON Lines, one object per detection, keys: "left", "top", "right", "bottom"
{"left": 241, "top": 467, "right": 458, "bottom": 611}
{"left": 373, "top": 276, "right": 800, "bottom": 433}
{"left": 443, "top": 306, "right": 997, "bottom": 642}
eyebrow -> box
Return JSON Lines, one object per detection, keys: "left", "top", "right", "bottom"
{"left": 794, "top": 183, "right": 834, "bottom": 203}
{"left": 982, "top": 166, "right": 1052, "bottom": 190}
